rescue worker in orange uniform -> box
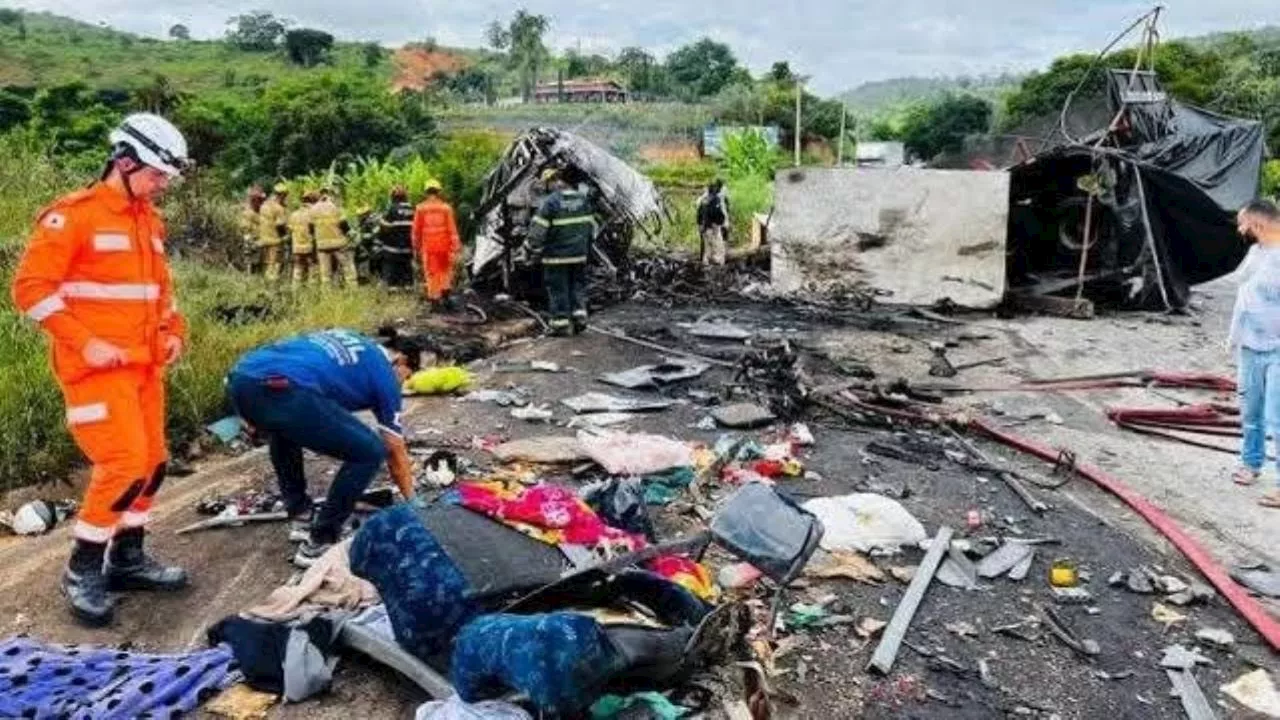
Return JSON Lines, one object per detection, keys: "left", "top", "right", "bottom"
{"left": 411, "top": 180, "right": 461, "bottom": 307}
{"left": 11, "top": 113, "right": 191, "bottom": 627}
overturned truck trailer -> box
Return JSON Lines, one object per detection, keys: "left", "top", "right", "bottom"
{"left": 469, "top": 128, "right": 667, "bottom": 298}
{"left": 771, "top": 70, "right": 1265, "bottom": 312}
{"left": 1008, "top": 69, "right": 1265, "bottom": 310}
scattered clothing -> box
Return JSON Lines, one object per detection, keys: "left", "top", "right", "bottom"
{"left": 648, "top": 556, "right": 717, "bottom": 602}
{"left": 0, "top": 635, "right": 236, "bottom": 720}
{"left": 577, "top": 431, "right": 694, "bottom": 476}
{"left": 641, "top": 467, "right": 696, "bottom": 506}
{"left": 417, "top": 697, "right": 533, "bottom": 720}
{"left": 247, "top": 539, "right": 378, "bottom": 623}
{"left": 349, "top": 504, "right": 480, "bottom": 661}
{"left": 457, "top": 481, "right": 645, "bottom": 554}
{"left": 206, "top": 615, "right": 342, "bottom": 703}
{"left": 451, "top": 612, "right": 623, "bottom": 717}
{"left": 591, "top": 692, "right": 690, "bottom": 719}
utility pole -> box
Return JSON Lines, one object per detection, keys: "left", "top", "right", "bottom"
{"left": 837, "top": 103, "right": 847, "bottom": 166}
{"left": 794, "top": 79, "right": 803, "bottom": 167}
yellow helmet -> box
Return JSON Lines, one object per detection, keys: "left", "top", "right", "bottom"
{"left": 424, "top": 179, "right": 443, "bottom": 193}
{"left": 540, "top": 168, "right": 559, "bottom": 182}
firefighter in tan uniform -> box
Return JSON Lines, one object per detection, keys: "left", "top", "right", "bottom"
{"left": 289, "top": 191, "right": 318, "bottom": 287}
{"left": 312, "top": 188, "right": 357, "bottom": 287}
{"left": 256, "top": 183, "right": 289, "bottom": 282}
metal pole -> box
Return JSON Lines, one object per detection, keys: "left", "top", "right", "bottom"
{"left": 794, "top": 81, "right": 802, "bottom": 167}
{"left": 837, "top": 104, "right": 847, "bottom": 166}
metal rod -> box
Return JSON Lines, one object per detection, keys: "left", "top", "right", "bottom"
{"left": 585, "top": 325, "right": 737, "bottom": 368}
{"left": 868, "top": 526, "right": 954, "bottom": 674}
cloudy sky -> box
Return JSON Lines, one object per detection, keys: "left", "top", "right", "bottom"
{"left": 13, "top": 1, "right": 1279, "bottom": 92}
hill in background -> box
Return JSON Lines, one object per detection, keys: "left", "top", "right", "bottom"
{"left": 0, "top": 10, "right": 391, "bottom": 95}
{"left": 839, "top": 74, "right": 1022, "bottom": 114}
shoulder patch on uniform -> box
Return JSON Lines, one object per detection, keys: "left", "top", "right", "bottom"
{"left": 40, "top": 212, "right": 67, "bottom": 230}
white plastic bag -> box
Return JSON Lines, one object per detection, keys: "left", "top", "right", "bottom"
{"left": 802, "top": 494, "right": 926, "bottom": 554}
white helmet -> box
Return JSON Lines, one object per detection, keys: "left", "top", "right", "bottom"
{"left": 108, "top": 113, "right": 190, "bottom": 177}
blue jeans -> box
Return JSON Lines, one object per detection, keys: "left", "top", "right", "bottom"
{"left": 1239, "top": 347, "right": 1280, "bottom": 475}
{"left": 227, "top": 373, "right": 387, "bottom": 543}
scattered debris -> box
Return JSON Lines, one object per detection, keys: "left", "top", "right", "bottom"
{"left": 889, "top": 566, "right": 917, "bottom": 584}
{"left": 1152, "top": 603, "right": 1188, "bottom": 628}
{"left": 712, "top": 403, "right": 777, "bottom": 430}
{"left": 1051, "top": 587, "right": 1094, "bottom": 605}
{"left": 1094, "top": 670, "right": 1137, "bottom": 682}
{"left": 946, "top": 621, "right": 979, "bottom": 639}
{"left": 510, "top": 405, "right": 553, "bottom": 423}
{"left": 1195, "top": 628, "right": 1235, "bottom": 649}
{"left": 600, "top": 358, "right": 709, "bottom": 390}
{"left": 977, "top": 542, "right": 1035, "bottom": 579}
{"left": 803, "top": 494, "right": 927, "bottom": 555}
{"left": 1162, "top": 645, "right": 1217, "bottom": 720}
{"left": 1167, "top": 583, "right": 1216, "bottom": 607}
{"left": 718, "top": 563, "right": 763, "bottom": 591}
{"left": 206, "top": 416, "right": 247, "bottom": 445}
{"left": 421, "top": 451, "right": 460, "bottom": 489}
{"left": 1222, "top": 669, "right": 1280, "bottom": 718}
{"left": 804, "top": 549, "right": 886, "bottom": 584}
{"left": 490, "top": 437, "right": 587, "bottom": 464}
{"left": 465, "top": 388, "right": 531, "bottom": 408}
{"left": 578, "top": 431, "right": 692, "bottom": 476}
{"left": 788, "top": 423, "right": 815, "bottom": 446}
{"left": 562, "top": 392, "right": 677, "bottom": 414}
{"left": 1008, "top": 549, "right": 1036, "bottom": 581}
{"left": 857, "top": 617, "right": 888, "bottom": 639}
{"left": 685, "top": 321, "right": 753, "bottom": 341}
{"left": 204, "top": 683, "right": 278, "bottom": 720}
{"left": 936, "top": 546, "right": 979, "bottom": 590}
{"left": 568, "top": 412, "right": 636, "bottom": 429}
{"left": 928, "top": 343, "right": 957, "bottom": 378}
{"left": 1230, "top": 563, "right": 1280, "bottom": 599}
{"left": 1038, "top": 605, "right": 1100, "bottom": 657}
{"left": 868, "top": 526, "right": 954, "bottom": 675}
{"left": 6, "top": 500, "right": 72, "bottom": 536}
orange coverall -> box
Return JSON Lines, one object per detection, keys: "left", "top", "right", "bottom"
{"left": 411, "top": 198, "right": 461, "bottom": 301}
{"left": 11, "top": 182, "right": 185, "bottom": 544}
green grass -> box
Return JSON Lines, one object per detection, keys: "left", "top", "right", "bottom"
{"left": 0, "top": 12, "right": 391, "bottom": 96}
{"left": 0, "top": 132, "right": 415, "bottom": 491}
{"left": 642, "top": 159, "right": 774, "bottom": 253}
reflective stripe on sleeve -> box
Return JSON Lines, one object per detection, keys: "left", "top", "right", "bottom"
{"left": 26, "top": 294, "right": 67, "bottom": 322}
{"left": 60, "top": 282, "right": 161, "bottom": 301}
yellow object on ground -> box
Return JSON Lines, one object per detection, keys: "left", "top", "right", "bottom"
{"left": 205, "top": 684, "right": 277, "bottom": 720}
{"left": 403, "top": 366, "right": 472, "bottom": 395}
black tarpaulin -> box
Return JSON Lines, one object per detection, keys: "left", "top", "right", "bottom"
{"left": 1008, "top": 69, "right": 1265, "bottom": 309}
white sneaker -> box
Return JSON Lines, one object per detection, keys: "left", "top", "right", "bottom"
{"left": 292, "top": 539, "right": 331, "bottom": 569}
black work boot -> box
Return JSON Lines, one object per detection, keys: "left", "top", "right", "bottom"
{"left": 106, "top": 527, "right": 188, "bottom": 592}
{"left": 63, "top": 540, "right": 115, "bottom": 627}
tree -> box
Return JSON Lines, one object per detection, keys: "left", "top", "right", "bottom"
{"left": 168, "top": 24, "right": 191, "bottom": 41}
{"left": 618, "top": 47, "right": 657, "bottom": 94}
{"left": 0, "top": 90, "right": 30, "bottom": 133}
{"left": 226, "top": 11, "right": 287, "bottom": 51}
{"left": 901, "top": 94, "right": 992, "bottom": 161}
{"left": 30, "top": 83, "right": 121, "bottom": 156}
{"left": 666, "top": 38, "right": 741, "bottom": 100}
{"left": 0, "top": 9, "right": 21, "bottom": 28}
{"left": 487, "top": 10, "right": 549, "bottom": 102}
{"left": 133, "top": 74, "right": 184, "bottom": 114}
{"left": 284, "top": 28, "right": 334, "bottom": 67}
{"left": 362, "top": 42, "right": 383, "bottom": 68}
{"left": 769, "top": 61, "right": 796, "bottom": 84}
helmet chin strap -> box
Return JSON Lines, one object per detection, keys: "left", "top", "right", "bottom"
{"left": 103, "top": 144, "right": 144, "bottom": 200}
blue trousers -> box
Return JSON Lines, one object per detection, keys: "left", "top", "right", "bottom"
{"left": 227, "top": 373, "right": 386, "bottom": 543}
{"left": 1239, "top": 347, "right": 1280, "bottom": 478}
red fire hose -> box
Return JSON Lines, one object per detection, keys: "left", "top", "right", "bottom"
{"left": 971, "top": 417, "right": 1280, "bottom": 652}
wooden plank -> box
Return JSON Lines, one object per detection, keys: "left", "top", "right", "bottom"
{"left": 868, "top": 525, "right": 954, "bottom": 675}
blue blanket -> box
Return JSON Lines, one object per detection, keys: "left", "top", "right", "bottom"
{"left": 0, "top": 635, "right": 236, "bottom": 720}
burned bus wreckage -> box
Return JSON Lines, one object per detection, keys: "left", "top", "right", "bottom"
{"left": 1008, "top": 69, "right": 1267, "bottom": 311}
{"left": 468, "top": 128, "right": 667, "bottom": 299}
